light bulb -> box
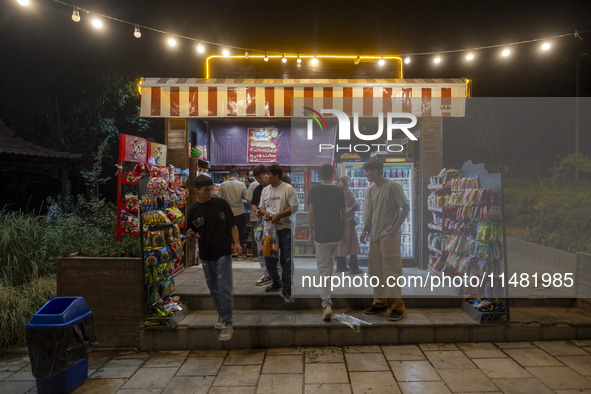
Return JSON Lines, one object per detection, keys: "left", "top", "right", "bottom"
{"left": 502, "top": 47, "right": 510, "bottom": 57}
{"left": 196, "top": 43, "right": 205, "bottom": 53}
{"left": 434, "top": 55, "right": 441, "bottom": 64}
{"left": 91, "top": 18, "right": 103, "bottom": 29}
{"left": 264, "top": 52, "right": 269, "bottom": 62}
{"left": 222, "top": 49, "right": 230, "bottom": 57}
{"left": 311, "top": 57, "right": 318, "bottom": 66}
{"left": 71, "top": 8, "right": 81, "bottom": 22}
{"left": 297, "top": 56, "right": 302, "bottom": 64}
{"left": 378, "top": 58, "right": 385, "bottom": 66}
{"left": 168, "top": 38, "right": 177, "bottom": 47}
{"left": 541, "top": 42, "right": 551, "bottom": 51}
{"left": 17, "top": 0, "right": 29, "bottom": 6}
{"left": 404, "top": 57, "right": 411, "bottom": 64}
{"left": 133, "top": 25, "right": 141, "bottom": 38}
{"left": 282, "top": 56, "right": 287, "bottom": 63}
{"left": 466, "top": 52, "right": 474, "bottom": 61}
{"left": 244, "top": 51, "right": 249, "bottom": 59}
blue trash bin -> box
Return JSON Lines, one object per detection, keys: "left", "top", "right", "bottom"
{"left": 26, "top": 297, "right": 97, "bottom": 394}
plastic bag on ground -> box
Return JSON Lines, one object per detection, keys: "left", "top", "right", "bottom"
{"left": 333, "top": 313, "right": 373, "bottom": 332}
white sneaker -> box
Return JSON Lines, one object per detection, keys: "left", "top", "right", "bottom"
{"left": 214, "top": 317, "right": 224, "bottom": 330}
{"left": 218, "top": 323, "right": 233, "bottom": 342}
{"left": 323, "top": 305, "right": 332, "bottom": 321}
{"left": 256, "top": 275, "right": 272, "bottom": 286}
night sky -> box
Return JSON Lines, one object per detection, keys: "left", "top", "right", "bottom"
{"left": 1, "top": 0, "right": 590, "bottom": 103}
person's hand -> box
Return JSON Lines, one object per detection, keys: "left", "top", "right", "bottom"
{"left": 308, "top": 234, "right": 314, "bottom": 244}
{"left": 187, "top": 229, "right": 200, "bottom": 239}
{"left": 360, "top": 231, "right": 367, "bottom": 244}
{"left": 270, "top": 214, "right": 281, "bottom": 224}
{"left": 264, "top": 212, "right": 272, "bottom": 222}
{"left": 255, "top": 209, "right": 263, "bottom": 218}
{"left": 233, "top": 244, "right": 243, "bottom": 255}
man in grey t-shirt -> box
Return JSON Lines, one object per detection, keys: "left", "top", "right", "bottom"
{"left": 360, "top": 158, "right": 410, "bottom": 321}
{"left": 218, "top": 168, "right": 248, "bottom": 250}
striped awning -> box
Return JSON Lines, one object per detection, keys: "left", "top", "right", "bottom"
{"left": 139, "top": 78, "right": 469, "bottom": 118}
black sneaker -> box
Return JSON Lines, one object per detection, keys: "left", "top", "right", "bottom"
{"left": 388, "top": 310, "right": 404, "bottom": 321}
{"left": 365, "top": 305, "right": 387, "bottom": 314}
{"left": 264, "top": 283, "right": 282, "bottom": 293}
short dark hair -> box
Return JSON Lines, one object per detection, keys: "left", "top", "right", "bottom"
{"left": 319, "top": 164, "right": 334, "bottom": 181}
{"left": 281, "top": 174, "right": 291, "bottom": 184}
{"left": 194, "top": 174, "right": 214, "bottom": 189}
{"left": 267, "top": 164, "right": 283, "bottom": 178}
{"left": 363, "top": 158, "right": 383, "bottom": 172}
{"left": 252, "top": 165, "right": 267, "bottom": 177}
{"left": 229, "top": 168, "right": 240, "bottom": 177}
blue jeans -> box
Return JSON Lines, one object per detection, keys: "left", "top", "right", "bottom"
{"left": 201, "top": 254, "right": 233, "bottom": 324}
{"left": 264, "top": 228, "right": 293, "bottom": 297}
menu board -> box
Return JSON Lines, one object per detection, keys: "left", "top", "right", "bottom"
{"left": 247, "top": 128, "right": 278, "bottom": 163}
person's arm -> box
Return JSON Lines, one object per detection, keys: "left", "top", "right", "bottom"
{"left": 231, "top": 225, "right": 242, "bottom": 255}
{"left": 389, "top": 204, "right": 410, "bottom": 237}
{"left": 360, "top": 189, "right": 373, "bottom": 243}
{"left": 308, "top": 203, "right": 315, "bottom": 243}
{"left": 341, "top": 206, "right": 349, "bottom": 243}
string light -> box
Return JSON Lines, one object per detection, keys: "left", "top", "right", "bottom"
{"left": 133, "top": 25, "right": 141, "bottom": 38}
{"left": 296, "top": 55, "right": 302, "bottom": 64}
{"left": 264, "top": 52, "right": 269, "bottom": 62}
{"left": 244, "top": 50, "right": 249, "bottom": 59}
{"left": 378, "top": 58, "right": 386, "bottom": 66}
{"left": 71, "top": 7, "right": 80, "bottom": 22}
{"left": 167, "top": 38, "right": 177, "bottom": 47}
{"left": 434, "top": 55, "right": 441, "bottom": 64}
{"left": 91, "top": 18, "right": 103, "bottom": 29}
{"left": 20, "top": 1, "right": 591, "bottom": 66}
{"left": 222, "top": 48, "right": 230, "bottom": 57}
{"left": 311, "top": 57, "right": 319, "bottom": 66}
{"left": 282, "top": 53, "right": 287, "bottom": 63}
{"left": 466, "top": 51, "right": 474, "bottom": 61}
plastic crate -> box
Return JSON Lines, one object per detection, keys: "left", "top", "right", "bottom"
{"left": 35, "top": 358, "right": 88, "bottom": 394}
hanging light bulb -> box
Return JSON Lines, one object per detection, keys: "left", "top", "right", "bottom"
{"left": 311, "top": 57, "right": 319, "bottom": 66}
{"left": 71, "top": 7, "right": 81, "bottom": 22}
{"left": 541, "top": 42, "right": 551, "bottom": 51}
{"left": 196, "top": 43, "right": 205, "bottom": 53}
{"left": 297, "top": 55, "right": 302, "bottom": 64}
{"left": 434, "top": 55, "right": 441, "bottom": 64}
{"left": 378, "top": 58, "right": 386, "bottom": 66}
{"left": 404, "top": 57, "right": 411, "bottom": 64}
{"left": 244, "top": 51, "right": 249, "bottom": 59}
{"left": 167, "top": 38, "right": 177, "bottom": 47}
{"left": 222, "top": 48, "right": 230, "bottom": 57}
{"left": 281, "top": 53, "right": 287, "bottom": 63}
{"left": 91, "top": 18, "right": 103, "bottom": 29}
{"left": 133, "top": 25, "right": 141, "bottom": 38}
{"left": 354, "top": 56, "right": 361, "bottom": 65}
{"left": 17, "top": 0, "right": 29, "bottom": 6}
{"left": 502, "top": 46, "right": 510, "bottom": 57}
{"left": 264, "top": 52, "right": 269, "bottom": 62}
{"left": 466, "top": 51, "right": 474, "bottom": 61}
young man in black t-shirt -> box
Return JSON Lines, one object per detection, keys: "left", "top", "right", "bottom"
{"left": 307, "top": 164, "right": 347, "bottom": 321}
{"left": 187, "top": 175, "right": 242, "bottom": 341}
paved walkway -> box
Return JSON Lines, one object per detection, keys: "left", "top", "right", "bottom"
{"left": 2, "top": 341, "right": 591, "bottom": 393}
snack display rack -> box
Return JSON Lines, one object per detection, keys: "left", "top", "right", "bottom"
{"left": 426, "top": 161, "right": 509, "bottom": 323}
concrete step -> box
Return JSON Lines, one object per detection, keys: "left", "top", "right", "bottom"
{"left": 140, "top": 306, "right": 591, "bottom": 351}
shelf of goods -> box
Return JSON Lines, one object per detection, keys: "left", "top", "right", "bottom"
{"left": 290, "top": 171, "right": 307, "bottom": 212}
{"left": 426, "top": 166, "right": 508, "bottom": 323}
{"left": 342, "top": 163, "right": 414, "bottom": 258}
{"left": 294, "top": 212, "right": 315, "bottom": 257}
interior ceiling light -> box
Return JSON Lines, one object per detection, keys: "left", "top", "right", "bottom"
{"left": 297, "top": 55, "right": 302, "bottom": 64}
{"left": 264, "top": 52, "right": 269, "bottom": 62}
{"left": 404, "top": 57, "right": 411, "bottom": 64}
{"left": 282, "top": 54, "right": 287, "bottom": 63}
{"left": 91, "top": 18, "right": 103, "bottom": 29}
{"left": 244, "top": 50, "right": 249, "bottom": 59}
{"left": 71, "top": 7, "right": 81, "bottom": 22}
{"left": 434, "top": 55, "right": 441, "bottom": 64}
{"left": 502, "top": 46, "right": 510, "bottom": 57}
{"left": 17, "top": 0, "right": 29, "bottom": 6}
{"left": 167, "top": 38, "right": 177, "bottom": 47}
{"left": 466, "top": 51, "right": 474, "bottom": 61}
{"left": 541, "top": 42, "right": 551, "bottom": 51}
{"left": 196, "top": 43, "right": 205, "bottom": 53}
{"left": 133, "top": 25, "right": 141, "bottom": 38}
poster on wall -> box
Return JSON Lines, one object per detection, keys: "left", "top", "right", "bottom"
{"left": 248, "top": 128, "right": 278, "bottom": 163}
{"left": 148, "top": 142, "right": 167, "bottom": 166}
{"left": 121, "top": 134, "right": 148, "bottom": 163}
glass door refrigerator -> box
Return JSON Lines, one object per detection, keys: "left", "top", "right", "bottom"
{"left": 338, "top": 161, "right": 415, "bottom": 260}
{"left": 290, "top": 169, "right": 315, "bottom": 257}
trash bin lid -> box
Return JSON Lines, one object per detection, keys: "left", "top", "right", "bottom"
{"left": 27, "top": 297, "right": 93, "bottom": 328}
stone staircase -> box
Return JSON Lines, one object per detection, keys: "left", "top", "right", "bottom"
{"left": 139, "top": 263, "right": 591, "bottom": 350}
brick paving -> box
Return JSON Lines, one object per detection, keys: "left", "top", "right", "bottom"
{"left": 2, "top": 341, "right": 591, "bottom": 393}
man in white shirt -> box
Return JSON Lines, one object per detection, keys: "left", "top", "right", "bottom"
{"left": 259, "top": 164, "right": 299, "bottom": 302}
{"left": 218, "top": 168, "right": 248, "bottom": 250}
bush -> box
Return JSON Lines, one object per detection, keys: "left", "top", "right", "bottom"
{"left": 0, "top": 276, "right": 56, "bottom": 350}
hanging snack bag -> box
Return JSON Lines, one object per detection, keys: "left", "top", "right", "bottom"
{"left": 171, "top": 241, "right": 184, "bottom": 259}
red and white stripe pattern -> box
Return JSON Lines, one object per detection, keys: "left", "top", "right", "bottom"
{"left": 140, "top": 78, "right": 468, "bottom": 118}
